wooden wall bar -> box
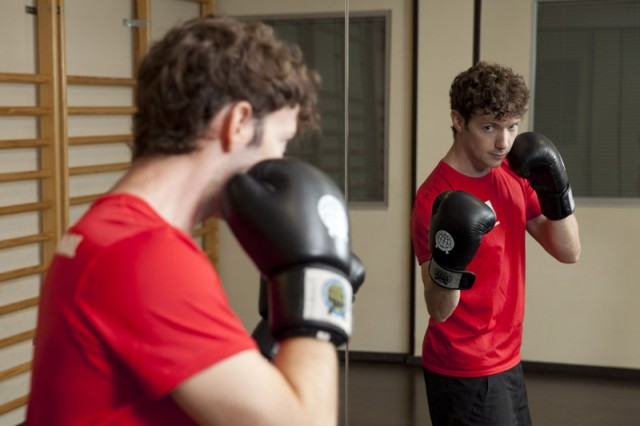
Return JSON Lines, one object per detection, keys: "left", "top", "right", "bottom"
{"left": 0, "top": 0, "right": 218, "bottom": 420}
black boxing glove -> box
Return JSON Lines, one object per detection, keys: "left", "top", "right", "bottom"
{"left": 252, "top": 253, "right": 365, "bottom": 360}
{"left": 428, "top": 191, "right": 496, "bottom": 290}
{"left": 347, "top": 253, "right": 366, "bottom": 298}
{"left": 222, "top": 158, "right": 361, "bottom": 347}
{"left": 508, "top": 131, "right": 575, "bottom": 220}
{"left": 251, "top": 277, "right": 279, "bottom": 360}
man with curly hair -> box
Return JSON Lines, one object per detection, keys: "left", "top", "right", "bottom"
{"left": 27, "top": 16, "right": 364, "bottom": 425}
{"left": 411, "top": 61, "right": 581, "bottom": 425}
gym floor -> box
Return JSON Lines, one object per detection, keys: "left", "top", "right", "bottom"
{"left": 338, "top": 358, "right": 640, "bottom": 426}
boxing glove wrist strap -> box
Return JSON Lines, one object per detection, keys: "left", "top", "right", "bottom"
{"left": 268, "top": 266, "right": 353, "bottom": 347}
{"left": 428, "top": 259, "right": 475, "bottom": 290}
{"left": 251, "top": 319, "right": 280, "bottom": 361}
{"left": 538, "top": 184, "right": 575, "bottom": 221}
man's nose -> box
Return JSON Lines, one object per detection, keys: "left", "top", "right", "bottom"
{"left": 496, "top": 130, "right": 510, "bottom": 150}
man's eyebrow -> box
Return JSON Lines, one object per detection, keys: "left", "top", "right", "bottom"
{"left": 481, "top": 117, "right": 521, "bottom": 127}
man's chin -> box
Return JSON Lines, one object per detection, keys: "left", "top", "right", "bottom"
{"left": 489, "top": 157, "right": 506, "bottom": 168}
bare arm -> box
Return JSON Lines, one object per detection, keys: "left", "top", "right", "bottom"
{"left": 526, "top": 213, "right": 581, "bottom": 263}
{"left": 421, "top": 261, "right": 460, "bottom": 322}
{"left": 172, "top": 338, "right": 337, "bottom": 426}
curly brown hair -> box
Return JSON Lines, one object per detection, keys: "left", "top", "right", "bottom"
{"left": 449, "top": 61, "right": 529, "bottom": 134}
{"left": 132, "top": 16, "right": 320, "bottom": 160}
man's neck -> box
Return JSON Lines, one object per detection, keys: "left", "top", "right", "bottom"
{"left": 442, "top": 144, "right": 491, "bottom": 178}
{"left": 109, "top": 154, "right": 212, "bottom": 232}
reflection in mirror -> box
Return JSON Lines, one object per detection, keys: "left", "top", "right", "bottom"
{"left": 258, "top": 14, "right": 389, "bottom": 205}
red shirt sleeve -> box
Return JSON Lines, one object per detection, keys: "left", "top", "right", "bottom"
{"left": 411, "top": 188, "right": 433, "bottom": 265}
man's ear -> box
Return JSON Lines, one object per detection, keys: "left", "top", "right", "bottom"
{"left": 220, "top": 101, "right": 254, "bottom": 153}
{"left": 450, "top": 110, "right": 464, "bottom": 133}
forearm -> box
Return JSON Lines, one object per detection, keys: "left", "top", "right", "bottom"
{"left": 173, "top": 342, "right": 338, "bottom": 426}
{"left": 528, "top": 214, "right": 581, "bottom": 263}
{"left": 421, "top": 262, "right": 460, "bottom": 322}
{"left": 551, "top": 214, "right": 581, "bottom": 261}
{"left": 273, "top": 338, "right": 338, "bottom": 426}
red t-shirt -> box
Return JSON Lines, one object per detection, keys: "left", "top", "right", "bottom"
{"left": 411, "top": 161, "right": 541, "bottom": 377}
{"left": 27, "top": 194, "right": 257, "bottom": 425}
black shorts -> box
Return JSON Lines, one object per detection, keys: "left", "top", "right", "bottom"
{"left": 423, "top": 363, "right": 532, "bottom": 426}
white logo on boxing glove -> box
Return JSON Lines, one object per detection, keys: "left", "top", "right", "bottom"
{"left": 317, "top": 194, "right": 349, "bottom": 243}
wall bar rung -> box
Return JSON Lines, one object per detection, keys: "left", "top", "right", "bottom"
{"left": 0, "top": 296, "right": 40, "bottom": 315}
{"left": 0, "top": 201, "right": 53, "bottom": 216}
{"left": 0, "top": 233, "right": 54, "bottom": 250}
{"left": 0, "top": 138, "right": 51, "bottom": 149}
{"left": 0, "top": 72, "right": 50, "bottom": 83}
{"left": 69, "top": 134, "right": 132, "bottom": 145}
{"left": 0, "top": 362, "right": 32, "bottom": 381}
{"left": 67, "top": 75, "right": 136, "bottom": 86}
{"left": 0, "top": 232, "right": 53, "bottom": 250}
{"left": 0, "top": 395, "right": 29, "bottom": 416}
{"left": 0, "top": 265, "right": 48, "bottom": 284}
{"left": 0, "top": 329, "right": 35, "bottom": 349}
{"left": 67, "top": 106, "right": 136, "bottom": 115}
{"left": 0, "top": 169, "right": 52, "bottom": 183}
{"left": 0, "top": 107, "right": 51, "bottom": 116}
{"left": 69, "top": 162, "right": 130, "bottom": 176}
